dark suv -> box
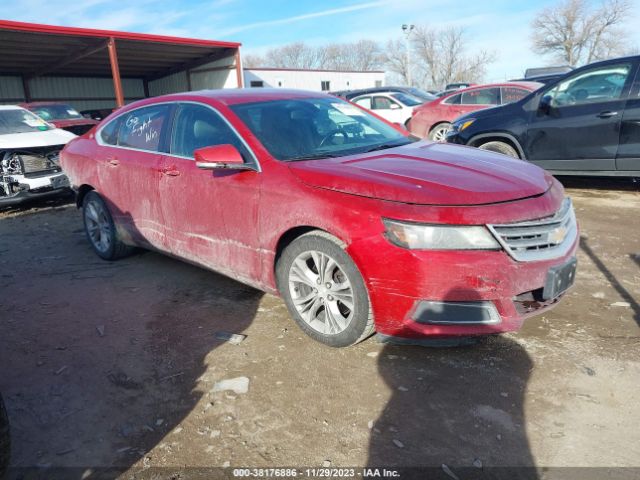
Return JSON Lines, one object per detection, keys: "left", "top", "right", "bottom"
{"left": 446, "top": 56, "right": 640, "bottom": 176}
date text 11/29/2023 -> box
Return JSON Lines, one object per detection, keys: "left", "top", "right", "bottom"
{"left": 232, "top": 468, "right": 400, "bottom": 477}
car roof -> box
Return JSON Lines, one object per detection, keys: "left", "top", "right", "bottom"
{"left": 154, "top": 88, "right": 332, "bottom": 106}
{"left": 0, "top": 105, "right": 26, "bottom": 111}
{"left": 439, "top": 81, "right": 542, "bottom": 99}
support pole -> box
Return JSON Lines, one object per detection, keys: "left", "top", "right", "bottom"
{"left": 235, "top": 49, "right": 243, "bottom": 88}
{"left": 21, "top": 75, "right": 32, "bottom": 102}
{"left": 107, "top": 37, "right": 124, "bottom": 107}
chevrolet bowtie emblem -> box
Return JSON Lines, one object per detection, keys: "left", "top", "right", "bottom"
{"left": 549, "top": 226, "right": 568, "bottom": 244}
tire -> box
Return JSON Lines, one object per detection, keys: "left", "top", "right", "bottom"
{"left": 478, "top": 141, "right": 519, "bottom": 158}
{"left": 0, "top": 393, "right": 10, "bottom": 478}
{"left": 428, "top": 122, "right": 452, "bottom": 142}
{"left": 82, "top": 191, "right": 134, "bottom": 261}
{"left": 276, "top": 231, "right": 374, "bottom": 347}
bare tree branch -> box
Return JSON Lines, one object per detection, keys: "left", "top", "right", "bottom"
{"left": 531, "top": 0, "right": 631, "bottom": 66}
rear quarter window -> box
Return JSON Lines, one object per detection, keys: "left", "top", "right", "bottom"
{"left": 501, "top": 87, "right": 530, "bottom": 104}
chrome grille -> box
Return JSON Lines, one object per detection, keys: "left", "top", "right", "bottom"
{"left": 488, "top": 198, "right": 577, "bottom": 262}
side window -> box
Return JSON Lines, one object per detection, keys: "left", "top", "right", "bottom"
{"left": 546, "top": 63, "right": 632, "bottom": 107}
{"left": 170, "top": 103, "right": 252, "bottom": 161}
{"left": 461, "top": 88, "right": 500, "bottom": 105}
{"left": 501, "top": 87, "right": 530, "bottom": 104}
{"left": 372, "top": 96, "right": 394, "bottom": 110}
{"left": 118, "top": 104, "right": 171, "bottom": 152}
{"left": 353, "top": 96, "right": 372, "bottom": 109}
{"left": 444, "top": 93, "right": 462, "bottom": 105}
{"left": 100, "top": 117, "right": 121, "bottom": 145}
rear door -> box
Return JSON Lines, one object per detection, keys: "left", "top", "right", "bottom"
{"left": 525, "top": 61, "right": 635, "bottom": 172}
{"left": 616, "top": 64, "right": 640, "bottom": 172}
{"left": 96, "top": 103, "right": 173, "bottom": 250}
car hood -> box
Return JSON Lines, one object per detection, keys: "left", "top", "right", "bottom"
{"left": 288, "top": 141, "right": 554, "bottom": 206}
{"left": 0, "top": 128, "right": 77, "bottom": 150}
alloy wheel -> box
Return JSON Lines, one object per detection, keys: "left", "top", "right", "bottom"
{"left": 84, "top": 199, "right": 112, "bottom": 254}
{"left": 288, "top": 250, "right": 354, "bottom": 335}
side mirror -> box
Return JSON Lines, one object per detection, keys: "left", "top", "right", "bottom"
{"left": 538, "top": 95, "right": 553, "bottom": 115}
{"left": 194, "top": 144, "right": 254, "bottom": 171}
{"left": 390, "top": 103, "right": 401, "bottom": 110}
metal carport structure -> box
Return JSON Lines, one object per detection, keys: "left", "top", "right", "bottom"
{"left": 0, "top": 20, "right": 242, "bottom": 109}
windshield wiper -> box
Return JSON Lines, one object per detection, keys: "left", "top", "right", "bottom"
{"left": 287, "top": 153, "right": 339, "bottom": 162}
{"left": 364, "top": 140, "right": 411, "bottom": 153}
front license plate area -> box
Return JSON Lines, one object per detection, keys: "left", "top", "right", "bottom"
{"left": 50, "top": 175, "right": 70, "bottom": 189}
{"left": 543, "top": 257, "right": 577, "bottom": 300}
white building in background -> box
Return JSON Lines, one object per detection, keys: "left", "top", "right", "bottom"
{"left": 243, "top": 68, "right": 385, "bottom": 92}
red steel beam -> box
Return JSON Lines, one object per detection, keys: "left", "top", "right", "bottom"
{"left": 107, "top": 37, "right": 124, "bottom": 108}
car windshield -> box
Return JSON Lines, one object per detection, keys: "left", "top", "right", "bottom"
{"left": 0, "top": 108, "right": 52, "bottom": 135}
{"left": 230, "top": 97, "right": 414, "bottom": 161}
{"left": 30, "top": 104, "right": 83, "bottom": 121}
{"left": 390, "top": 92, "right": 424, "bottom": 106}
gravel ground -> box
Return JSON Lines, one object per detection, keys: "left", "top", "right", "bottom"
{"left": 0, "top": 178, "right": 638, "bottom": 479}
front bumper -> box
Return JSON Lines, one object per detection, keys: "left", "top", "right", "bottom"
{"left": 0, "top": 172, "right": 70, "bottom": 206}
{"left": 350, "top": 233, "right": 579, "bottom": 340}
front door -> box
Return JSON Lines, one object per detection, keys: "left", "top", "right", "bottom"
{"left": 159, "top": 102, "right": 263, "bottom": 283}
{"left": 525, "top": 61, "right": 635, "bottom": 172}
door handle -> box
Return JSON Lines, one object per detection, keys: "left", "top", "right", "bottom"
{"left": 597, "top": 111, "right": 618, "bottom": 119}
{"left": 161, "top": 168, "right": 181, "bottom": 177}
{"left": 107, "top": 158, "right": 119, "bottom": 166}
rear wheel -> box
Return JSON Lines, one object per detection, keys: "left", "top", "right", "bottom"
{"left": 478, "top": 141, "right": 519, "bottom": 158}
{"left": 0, "top": 393, "right": 10, "bottom": 477}
{"left": 276, "top": 231, "right": 374, "bottom": 347}
{"left": 82, "top": 191, "right": 134, "bottom": 260}
{"left": 428, "top": 122, "right": 452, "bottom": 142}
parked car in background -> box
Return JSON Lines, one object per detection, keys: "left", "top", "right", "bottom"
{"left": 81, "top": 108, "right": 116, "bottom": 121}
{"left": 331, "top": 86, "right": 436, "bottom": 103}
{"left": 62, "top": 89, "right": 577, "bottom": 347}
{"left": 351, "top": 91, "right": 424, "bottom": 127}
{"left": 0, "top": 106, "right": 75, "bottom": 206}
{"left": 21, "top": 102, "right": 98, "bottom": 135}
{"left": 446, "top": 56, "right": 640, "bottom": 176}
{"left": 444, "top": 82, "right": 475, "bottom": 90}
{"left": 524, "top": 66, "right": 573, "bottom": 79}
{"left": 409, "top": 82, "right": 542, "bottom": 141}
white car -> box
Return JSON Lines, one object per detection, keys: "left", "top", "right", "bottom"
{"left": 351, "top": 91, "right": 423, "bottom": 128}
{"left": 0, "top": 106, "right": 76, "bottom": 207}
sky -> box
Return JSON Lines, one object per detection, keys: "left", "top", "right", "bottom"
{"left": 2, "top": 0, "right": 640, "bottom": 83}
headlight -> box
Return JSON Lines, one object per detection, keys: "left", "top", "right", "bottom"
{"left": 383, "top": 219, "right": 500, "bottom": 250}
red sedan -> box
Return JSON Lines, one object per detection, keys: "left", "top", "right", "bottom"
{"left": 409, "top": 82, "right": 541, "bottom": 141}
{"left": 60, "top": 89, "right": 577, "bottom": 347}
{"left": 21, "top": 102, "right": 98, "bottom": 135}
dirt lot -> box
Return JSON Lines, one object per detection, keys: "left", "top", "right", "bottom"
{"left": 1, "top": 179, "right": 639, "bottom": 478}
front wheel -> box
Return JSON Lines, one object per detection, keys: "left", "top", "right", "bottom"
{"left": 276, "top": 231, "right": 374, "bottom": 347}
{"left": 478, "top": 141, "right": 519, "bottom": 158}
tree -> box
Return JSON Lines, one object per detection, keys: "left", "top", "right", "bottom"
{"left": 411, "top": 25, "right": 494, "bottom": 89}
{"left": 531, "top": 0, "right": 631, "bottom": 66}
{"left": 381, "top": 39, "right": 411, "bottom": 85}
